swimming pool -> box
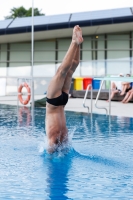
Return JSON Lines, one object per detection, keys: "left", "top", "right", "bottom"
{"left": 0, "top": 104, "right": 133, "bottom": 200}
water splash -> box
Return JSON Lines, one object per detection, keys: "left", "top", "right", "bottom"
{"left": 39, "top": 131, "right": 75, "bottom": 158}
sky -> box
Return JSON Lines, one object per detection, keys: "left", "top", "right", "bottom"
{"left": 0, "top": 0, "right": 133, "bottom": 20}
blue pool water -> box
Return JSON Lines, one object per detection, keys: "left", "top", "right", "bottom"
{"left": 0, "top": 104, "right": 133, "bottom": 200}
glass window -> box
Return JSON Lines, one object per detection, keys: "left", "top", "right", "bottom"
{"left": 107, "top": 34, "right": 129, "bottom": 50}
{"left": 82, "top": 37, "right": 92, "bottom": 61}
{"left": 0, "top": 78, "right": 6, "bottom": 96}
{"left": 107, "top": 34, "right": 130, "bottom": 61}
{"left": 10, "top": 43, "right": 31, "bottom": 69}
{"left": 0, "top": 44, "right": 7, "bottom": 76}
{"left": 131, "top": 32, "right": 133, "bottom": 74}
{"left": 34, "top": 51, "right": 55, "bottom": 62}
{"left": 107, "top": 34, "right": 130, "bottom": 75}
{"left": 97, "top": 36, "right": 104, "bottom": 50}
{"left": 93, "top": 61, "right": 105, "bottom": 76}
{"left": 33, "top": 63, "right": 55, "bottom": 77}
{"left": 34, "top": 41, "right": 55, "bottom": 62}
{"left": 107, "top": 34, "right": 129, "bottom": 40}
{"left": 98, "top": 51, "right": 104, "bottom": 60}
{"left": 35, "top": 41, "right": 55, "bottom": 50}
{"left": 33, "top": 77, "right": 52, "bottom": 95}
{"left": 58, "top": 39, "right": 71, "bottom": 50}
{"left": 0, "top": 64, "right": 7, "bottom": 76}
{"left": 82, "top": 51, "right": 92, "bottom": 61}
{"left": 107, "top": 61, "right": 130, "bottom": 75}
{"left": 81, "top": 61, "right": 105, "bottom": 77}
{"left": 81, "top": 37, "right": 92, "bottom": 75}
{"left": 10, "top": 43, "right": 31, "bottom": 50}
{"left": 9, "top": 43, "right": 30, "bottom": 76}
{"left": 34, "top": 41, "right": 55, "bottom": 76}
{"left": 0, "top": 44, "right": 7, "bottom": 62}
{"left": 58, "top": 39, "right": 71, "bottom": 61}
{"left": 82, "top": 37, "right": 92, "bottom": 50}
{"left": 6, "top": 77, "right": 18, "bottom": 95}
{"left": 7, "top": 65, "right": 31, "bottom": 76}
{"left": 107, "top": 51, "right": 129, "bottom": 60}
{"left": 132, "top": 32, "right": 133, "bottom": 60}
{"left": 80, "top": 61, "right": 93, "bottom": 76}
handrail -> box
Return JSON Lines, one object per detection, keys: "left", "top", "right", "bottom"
{"left": 83, "top": 84, "right": 93, "bottom": 113}
{"left": 94, "top": 77, "right": 133, "bottom": 82}
{"left": 94, "top": 80, "right": 108, "bottom": 115}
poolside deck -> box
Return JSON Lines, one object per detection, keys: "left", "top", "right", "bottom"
{"left": 0, "top": 94, "right": 132, "bottom": 118}
{"left": 66, "top": 97, "right": 133, "bottom": 117}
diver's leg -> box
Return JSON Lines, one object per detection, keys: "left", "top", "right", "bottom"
{"left": 62, "top": 45, "right": 80, "bottom": 94}
{"left": 47, "top": 25, "right": 83, "bottom": 99}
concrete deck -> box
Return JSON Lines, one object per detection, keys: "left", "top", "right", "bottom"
{"left": 66, "top": 98, "right": 133, "bottom": 117}
{"left": 0, "top": 95, "right": 132, "bottom": 118}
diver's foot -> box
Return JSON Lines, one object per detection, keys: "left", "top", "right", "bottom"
{"left": 72, "top": 25, "right": 83, "bottom": 45}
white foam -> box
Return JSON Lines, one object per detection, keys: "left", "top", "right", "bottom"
{"left": 38, "top": 129, "right": 76, "bottom": 157}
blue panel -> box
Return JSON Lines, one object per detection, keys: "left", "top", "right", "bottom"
{"left": 0, "top": 19, "right": 13, "bottom": 29}
{"left": 47, "top": 14, "right": 70, "bottom": 24}
{"left": 9, "top": 17, "right": 32, "bottom": 28}
{"left": 9, "top": 14, "right": 70, "bottom": 28}
{"left": 71, "top": 12, "right": 91, "bottom": 22}
{"left": 34, "top": 14, "right": 70, "bottom": 25}
{"left": 110, "top": 8, "right": 132, "bottom": 17}
{"left": 34, "top": 16, "right": 49, "bottom": 25}
{"left": 71, "top": 8, "right": 132, "bottom": 22}
{"left": 1, "top": 7, "right": 132, "bottom": 32}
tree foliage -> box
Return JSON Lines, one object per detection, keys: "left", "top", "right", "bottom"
{"left": 5, "top": 6, "right": 44, "bottom": 19}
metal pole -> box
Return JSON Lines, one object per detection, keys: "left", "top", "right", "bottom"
{"left": 109, "top": 80, "right": 111, "bottom": 116}
{"left": 83, "top": 84, "right": 91, "bottom": 113}
{"left": 31, "top": 0, "right": 34, "bottom": 123}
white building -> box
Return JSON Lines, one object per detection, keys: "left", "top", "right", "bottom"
{"left": 0, "top": 7, "right": 133, "bottom": 95}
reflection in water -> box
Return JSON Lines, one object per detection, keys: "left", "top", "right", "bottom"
{"left": 43, "top": 151, "right": 72, "bottom": 200}
{"left": 18, "top": 106, "right": 31, "bottom": 127}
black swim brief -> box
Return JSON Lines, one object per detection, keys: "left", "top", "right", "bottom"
{"left": 46, "top": 91, "right": 68, "bottom": 106}
{"left": 126, "top": 86, "right": 132, "bottom": 92}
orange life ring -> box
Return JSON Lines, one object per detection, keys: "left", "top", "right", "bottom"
{"left": 18, "top": 82, "right": 31, "bottom": 105}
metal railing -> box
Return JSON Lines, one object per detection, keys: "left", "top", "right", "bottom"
{"left": 83, "top": 84, "right": 93, "bottom": 113}
{"left": 94, "top": 80, "right": 108, "bottom": 115}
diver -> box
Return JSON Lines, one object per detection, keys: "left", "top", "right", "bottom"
{"left": 45, "top": 25, "right": 83, "bottom": 153}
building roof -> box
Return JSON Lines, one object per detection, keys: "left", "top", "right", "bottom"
{"left": 0, "top": 7, "right": 133, "bottom": 44}
{"left": 0, "top": 7, "right": 133, "bottom": 35}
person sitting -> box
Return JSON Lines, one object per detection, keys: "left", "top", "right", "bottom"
{"left": 120, "top": 73, "right": 132, "bottom": 95}
{"left": 121, "top": 88, "right": 133, "bottom": 103}
{"left": 45, "top": 25, "right": 83, "bottom": 153}
{"left": 107, "top": 73, "right": 123, "bottom": 102}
